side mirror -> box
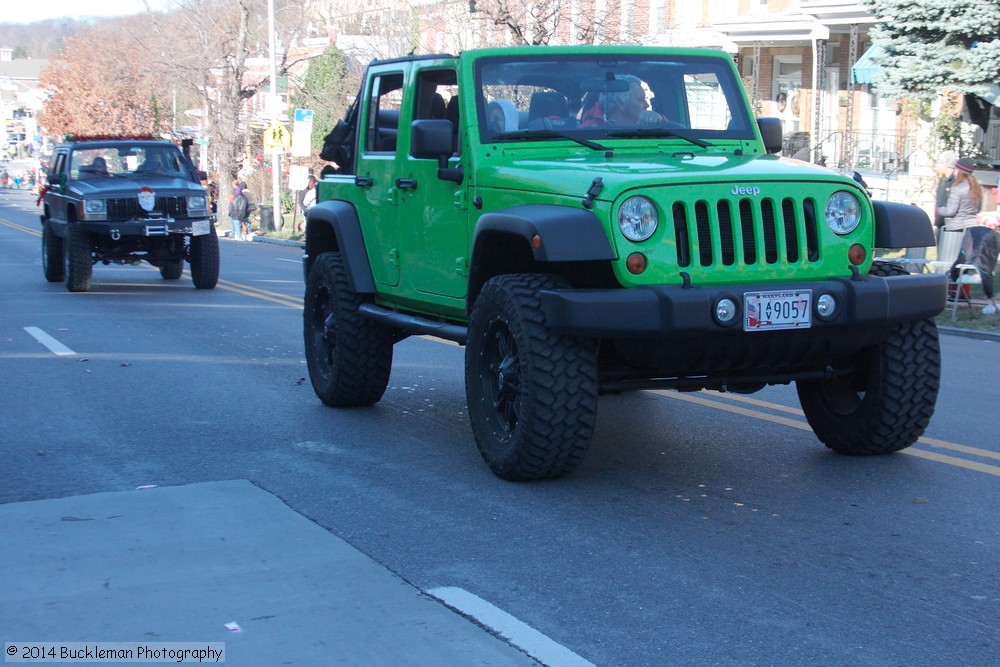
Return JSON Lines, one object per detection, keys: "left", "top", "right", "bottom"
{"left": 756, "top": 117, "right": 784, "bottom": 155}
{"left": 411, "top": 119, "right": 462, "bottom": 184}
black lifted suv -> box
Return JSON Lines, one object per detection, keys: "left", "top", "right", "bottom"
{"left": 40, "top": 136, "right": 219, "bottom": 292}
{"left": 303, "top": 46, "right": 946, "bottom": 480}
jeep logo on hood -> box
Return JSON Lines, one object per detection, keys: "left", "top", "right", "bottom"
{"left": 731, "top": 185, "right": 761, "bottom": 196}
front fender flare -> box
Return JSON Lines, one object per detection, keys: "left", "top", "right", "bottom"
{"left": 872, "top": 200, "right": 935, "bottom": 249}
{"left": 303, "top": 200, "right": 375, "bottom": 293}
{"left": 473, "top": 204, "right": 615, "bottom": 263}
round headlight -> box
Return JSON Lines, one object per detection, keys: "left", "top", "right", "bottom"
{"left": 826, "top": 191, "right": 861, "bottom": 234}
{"left": 618, "top": 196, "right": 658, "bottom": 242}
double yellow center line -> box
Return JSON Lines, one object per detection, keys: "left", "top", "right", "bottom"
{"left": 659, "top": 390, "right": 1000, "bottom": 477}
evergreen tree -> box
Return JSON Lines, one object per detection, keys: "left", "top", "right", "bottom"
{"left": 865, "top": 0, "right": 1000, "bottom": 99}
{"left": 290, "top": 47, "right": 357, "bottom": 148}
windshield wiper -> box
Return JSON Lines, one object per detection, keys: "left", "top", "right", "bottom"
{"left": 604, "top": 128, "right": 713, "bottom": 148}
{"left": 501, "top": 129, "right": 610, "bottom": 152}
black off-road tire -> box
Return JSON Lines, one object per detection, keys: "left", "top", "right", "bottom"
{"left": 465, "top": 273, "right": 598, "bottom": 481}
{"left": 159, "top": 259, "right": 184, "bottom": 280}
{"left": 796, "top": 261, "right": 940, "bottom": 455}
{"left": 304, "top": 252, "right": 393, "bottom": 407}
{"left": 65, "top": 224, "right": 93, "bottom": 292}
{"left": 42, "top": 221, "right": 65, "bottom": 282}
{"left": 189, "top": 229, "right": 219, "bottom": 289}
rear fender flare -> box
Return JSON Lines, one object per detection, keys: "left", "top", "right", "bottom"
{"left": 303, "top": 200, "right": 375, "bottom": 293}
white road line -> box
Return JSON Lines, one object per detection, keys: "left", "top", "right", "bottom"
{"left": 428, "top": 586, "right": 596, "bottom": 667}
{"left": 275, "top": 258, "right": 300, "bottom": 264}
{"left": 24, "top": 327, "right": 76, "bottom": 356}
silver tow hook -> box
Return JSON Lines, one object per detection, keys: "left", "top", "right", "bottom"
{"left": 110, "top": 229, "right": 121, "bottom": 240}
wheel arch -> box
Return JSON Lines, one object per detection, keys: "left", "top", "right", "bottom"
{"left": 469, "top": 204, "right": 615, "bottom": 312}
{"left": 303, "top": 200, "right": 376, "bottom": 293}
{"left": 872, "top": 200, "right": 935, "bottom": 249}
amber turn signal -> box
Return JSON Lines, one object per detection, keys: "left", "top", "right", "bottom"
{"left": 848, "top": 244, "right": 867, "bottom": 265}
{"left": 626, "top": 252, "right": 647, "bottom": 275}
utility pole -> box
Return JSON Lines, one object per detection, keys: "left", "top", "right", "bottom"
{"left": 268, "top": 0, "right": 281, "bottom": 230}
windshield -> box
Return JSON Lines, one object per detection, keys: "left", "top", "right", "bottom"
{"left": 474, "top": 53, "right": 753, "bottom": 145}
{"left": 69, "top": 143, "right": 190, "bottom": 180}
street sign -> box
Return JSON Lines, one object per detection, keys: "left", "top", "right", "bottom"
{"left": 263, "top": 121, "right": 291, "bottom": 152}
{"left": 288, "top": 165, "right": 310, "bottom": 191}
{"left": 292, "top": 108, "right": 314, "bottom": 158}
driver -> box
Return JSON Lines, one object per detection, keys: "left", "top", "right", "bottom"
{"left": 581, "top": 75, "right": 667, "bottom": 127}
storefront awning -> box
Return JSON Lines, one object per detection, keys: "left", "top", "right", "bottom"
{"left": 851, "top": 45, "right": 883, "bottom": 84}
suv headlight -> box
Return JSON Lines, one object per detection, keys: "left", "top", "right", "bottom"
{"left": 81, "top": 199, "right": 107, "bottom": 220}
{"left": 618, "top": 196, "right": 658, "bottom": 242}
{"left": 187, "top": 195, "right": 208, "bottom": 213}
{"left": 825, "top": 191, "right": 861, "bottom": 234}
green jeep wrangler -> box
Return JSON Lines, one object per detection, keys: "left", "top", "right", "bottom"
{"left": 303, "top": 46, "right": 946, "bottom": 481}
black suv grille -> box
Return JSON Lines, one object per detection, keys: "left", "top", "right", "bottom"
{"left": 106, "top": 196, "right": 188, "bottom": 219}
{"left": 671, "top": 196, "right": 820, "bottom": 268}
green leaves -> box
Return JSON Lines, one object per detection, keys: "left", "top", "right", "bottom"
{"left": 866, "top": 0, "right": 1000, "bottom": 99}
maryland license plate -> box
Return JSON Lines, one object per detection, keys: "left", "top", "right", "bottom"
{"left": 744, "top": 290, "right": 812, "bottom": 331}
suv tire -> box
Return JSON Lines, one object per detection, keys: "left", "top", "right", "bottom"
{"left": 160, "top": 260, "right": 184, "bottom": 280}
{"left": 797, "top": 261, "right": 940, "bottom": 455}
{"left": 65, "top": 224, "right": 93, "bottom": 292}
{"left": 189, "top": 229, "right": 219, "bottom": 289}
{"left": 465, "top": 273, "right": 598, "bottom": 480}
{"left": 304, "top": 251, "right": 393, "bottom": 406}
{"left": 42, "top": 221, "right": 65, "bottom": 283}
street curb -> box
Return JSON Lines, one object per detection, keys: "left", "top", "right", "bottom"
{"left": 937, "top": 325, "right": 1000, "bottom": 342}
{"left": 250, "top": 235, "right": 305, "bottom": 248}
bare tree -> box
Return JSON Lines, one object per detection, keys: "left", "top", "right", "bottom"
{"left": 311, "top": 0, "right": 418, "bottom": 61}
{"left": 469, "top": 0, "right": 626, "bottom": 47}
{"left": 37, "top": 20, "right": 173, "bottom": 137}
{"left": 145, "top": 0, "right": 311, "bottom": 204}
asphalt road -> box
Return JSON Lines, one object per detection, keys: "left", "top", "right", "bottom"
{"left": 2, "top": 184, "right": 998, "bottom": 666}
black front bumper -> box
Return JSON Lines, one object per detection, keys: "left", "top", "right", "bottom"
{"left": 539, "top": 273, "right": 947, "bottom": 338}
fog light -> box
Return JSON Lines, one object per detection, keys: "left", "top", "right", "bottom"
{"left": 715, "top": 298, "right": 737, "bottom": 323}
{"left": 817, "top": 293, "right": 837, "bottom": 318}
{"left": 626, "top": 252, "right": 647, "bottom": 275}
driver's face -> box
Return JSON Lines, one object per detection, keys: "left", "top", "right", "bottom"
{"left": 624, "top": 83, "right": 648, "bottom": 120}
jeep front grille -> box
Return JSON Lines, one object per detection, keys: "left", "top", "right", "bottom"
{"left": 672, "top": 197, "right": 819, "bottom": 268}
{"left": 106, "top": 196, "right": 188, "bottom": 219}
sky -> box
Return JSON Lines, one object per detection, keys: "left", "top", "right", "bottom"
{"left": 4, "top": 0, "right": 173, "bottom": 24}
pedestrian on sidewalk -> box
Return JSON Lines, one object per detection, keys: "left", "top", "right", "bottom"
{"left": 229, "top": 186, "right": 250, "bottom": 241}
{"left": 937, "top": 157, "right": 983, "bottom": 231}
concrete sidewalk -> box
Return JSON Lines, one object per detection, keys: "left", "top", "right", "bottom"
{"left": 0, "top": 480, "right": 540, "bottom": 666}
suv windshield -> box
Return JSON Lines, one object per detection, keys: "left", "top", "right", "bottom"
{"left": 69, "top": 143, "right": 190, "bottom": 180}
{"left": 475, "top": 53, "right": 753, "bottom": 145}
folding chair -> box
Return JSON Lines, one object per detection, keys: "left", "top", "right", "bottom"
{"left": 885, "top": 246, "right": 929, "bottom": 273}
{"left": 928, "top": 229, "right": 964, "bottom": 274}
{"left": 946, "top": 264, "right": 983, "bottom": 320}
